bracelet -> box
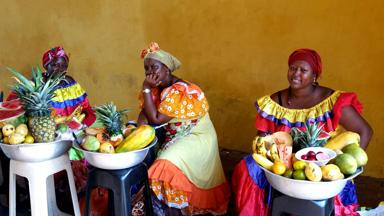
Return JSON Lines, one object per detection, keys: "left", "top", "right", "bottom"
{"left": 142, "top": 88, "right": 151, "bottom": 94}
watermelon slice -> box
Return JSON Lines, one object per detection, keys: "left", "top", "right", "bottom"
{"left": 0, "top": 99, "right": 27, "bottom": 127}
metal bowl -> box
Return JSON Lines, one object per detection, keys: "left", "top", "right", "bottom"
{"left": 0, "top": 139, "right": 72, "bottom": 162}
{"left": 72, "top": 137, "right": 158, "bottom": 170}
{"left": 259, "top": 165, "right": 363, "bottom": 200}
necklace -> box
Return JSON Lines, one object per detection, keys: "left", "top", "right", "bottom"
{"left": 287, "top": 85, "right": 317, "bottom": 106}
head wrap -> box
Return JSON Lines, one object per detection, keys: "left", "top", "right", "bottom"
{"left": 140, "top": 42, "right": 181, "bottom": 72}
{"left": 288, "top": 48, "right": 322, "bottom": 77}
{"left": 42, "top": 46, "right": 69, "bottom": 69}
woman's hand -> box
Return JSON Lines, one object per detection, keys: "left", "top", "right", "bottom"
{"left": 143, "top": 74, "right": 162, "bottom": 89}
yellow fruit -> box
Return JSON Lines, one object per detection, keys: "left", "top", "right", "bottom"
{"left": 321, "top": 164, "right": 344, "bottom": 181}
{"left": 324, "top": 131, "right": 360, "bottom": 150}
{"left": 9, "top": 133, "right": 25, "bottom": 145}
{"left": 305, "top": 163, "right": 322, "bottom": 182}
{"left": 272, "top": 161, "right": 286, "bottom": 175}
{"left": 99, "top": 142, "right": 115, "bottom": 153}
{"left": 24, "top": 135, "right": 34, "bottom": 144}
{"left": 293, "top": 170, "right": 306, "bottom": 180}
{"left": 293, "top": 161, "right": 307, "bottom": 170}
{"left": 252, "top": 153, "right": 274, "bottom": 170}
{"left": 116, "top": 125, "right": 155, "bottom": 153}
{"left": 15, "top": 124, "right": 28, "bottom": 137}
{"left": 2, "top": 124, "right": 15, "bottom": 136}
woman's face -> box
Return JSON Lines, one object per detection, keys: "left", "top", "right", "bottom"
{"left": 287, "top": 60, "right": 316, "bottom": 89}
{"left": 46, "top": 57, "right": 68, "bottom": 76}
{"left": 144, "top": 58, "right": 170, "bottom": 83}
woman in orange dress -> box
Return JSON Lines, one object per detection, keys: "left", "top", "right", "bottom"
{"left": 138, "top": 42, "right": 230, "bottom": 215}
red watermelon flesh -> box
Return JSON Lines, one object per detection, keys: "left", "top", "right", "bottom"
{"left": 0, "top": 99, "right": 24, "bottom": 121}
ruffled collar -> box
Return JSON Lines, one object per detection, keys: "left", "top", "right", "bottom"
{"left": 255, "top": 90, "right": 342, "bottom": 126}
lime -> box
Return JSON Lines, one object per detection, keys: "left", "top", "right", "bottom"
{"left": 283, "top": 169, "right": 293, "bottom": 178}
{"left": 293, "top": 161, "right": 307, "bottom": 170}
{"left": 293, "top": 170, "right": 306, "bottom": 180}
{"left": 272, "top": 162, "right": 286, "bottom": 175}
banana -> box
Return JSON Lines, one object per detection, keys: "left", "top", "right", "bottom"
{"left": 252, "top": 153, "right": 274, "bottom": 170}
{"left": 269, "top": 143, "right": 280, "bottom": 162}
{"left": 324, "top": 131, "right": 360, "bottom": 150}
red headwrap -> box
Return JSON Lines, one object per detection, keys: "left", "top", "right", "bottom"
{"left": 42, "top": 46, "right": 69, "bottom": 69}
{"left": 288, "top": 48, "right": 322, "bottom": 77}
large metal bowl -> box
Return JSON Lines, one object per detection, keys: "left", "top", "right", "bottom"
{"left": 259, "top": 165, "right": 363, "bottom": 200}
{"left": 0, "top": 139, "right": 72, "bottom": 162}
{"left": 72, "top": 137, "right": 158, "bottom": 170}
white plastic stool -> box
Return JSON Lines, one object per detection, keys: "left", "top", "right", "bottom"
{"left": 9, "top": 154, "right": 80, "bottom": 216}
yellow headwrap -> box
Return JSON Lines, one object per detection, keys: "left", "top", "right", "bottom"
{"left": 140, "top": 42, "right": 181, "bottom": 72}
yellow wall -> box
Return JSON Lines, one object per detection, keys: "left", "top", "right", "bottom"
{"left": 1, "top": 0, "right": 383, "bottom": 177}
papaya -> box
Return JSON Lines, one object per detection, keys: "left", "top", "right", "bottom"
{"left": 324, "top": 131, "right": 360, "bottom": 150}
{"left": 115, "top": 125, "right": 155, "bottom": 153}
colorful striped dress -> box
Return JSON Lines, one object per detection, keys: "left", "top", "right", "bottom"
{"left": 51, "top": 76, "right": 96, "bottom": 127}
{"left": 232, "top": 90, "right": 362, "bottom": 216}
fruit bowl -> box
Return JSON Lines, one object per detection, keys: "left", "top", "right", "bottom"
{"left": 72, "top": 137, "right": 158, "bottom": 170}
{"left": 0, "top": 139, "right": 73, "bottom": 162}
{"left": 258, "top": 165, "right": 363, "bottom": 200}
{"left": 295, "top": 147, "right": 337, "bottom": 166}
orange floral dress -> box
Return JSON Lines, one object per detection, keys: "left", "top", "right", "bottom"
{"left": 147, "top": 81, "right": 230, "bottom": 215}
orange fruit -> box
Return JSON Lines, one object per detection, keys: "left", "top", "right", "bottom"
{"left": 272, "top": 161, "right": 286, "bottom": 175}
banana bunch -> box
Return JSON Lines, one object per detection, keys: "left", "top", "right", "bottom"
{"left": 252, "top": 135, "right": 282, "bottom": 170}
{"left": 324, "top": 131, "right": 360, "bottom": 150}
{"left": 252, "top": 136, "right": 267, "bottom": 157}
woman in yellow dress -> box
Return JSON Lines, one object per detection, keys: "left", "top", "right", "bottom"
{"left": 232, "top": 48, "right": 373, "bottom": 216}
{"left": 138, "top": 42, "right": 230, "bottom": 215}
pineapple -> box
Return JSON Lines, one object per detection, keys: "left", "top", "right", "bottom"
{"left": 95, "top": 102, "right": 128, "bottom": 142}
{"left": 290, "top": 122, "right": 330, "bottom": 150}
{"left": 9, "top": 66, "right": 64, "bottom": 143}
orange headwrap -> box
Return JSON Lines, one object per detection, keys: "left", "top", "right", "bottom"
{"left": 288, "top": 48, "right": 322, "bottom": 77}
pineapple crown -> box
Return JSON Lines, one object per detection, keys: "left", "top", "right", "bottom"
{"left": 9, "top": 66, "right": 65, "bottom": 117}
{"left": 290, "top": 121, "right": 330, "bottom": 150}
{"left": 95, "top": 102, "right": 129, "bottom": 136}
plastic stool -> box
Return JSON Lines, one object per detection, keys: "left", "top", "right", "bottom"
{"left": 272, "top": 194, "right": 334, "bottom": 216}
{"left": 84, "top": 163, "right": 153, "bottom": 216}
{"left": 9, "top": 154, "right": 80, "bottom": 216}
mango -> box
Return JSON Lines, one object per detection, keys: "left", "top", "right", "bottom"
{"left": 99, "top": 142, "right": 115, "bottom": 153}
{"left": 335, "top": 153, "right": 357, "bottom": 175}
{"left": 81, "top": 135, "right": 100, "bottom": 151}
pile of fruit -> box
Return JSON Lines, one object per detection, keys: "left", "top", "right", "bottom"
{"left": 0, "top": 67, "right": 83, "bottom": 145}
{"left": 252, "top": 122, "right": 368, "bottom": 182}
{"left": 1, "top": 123, "right": 34, "bottom": 144}
{"left": 78, "top": 103, "right": 155, "bottom": 154}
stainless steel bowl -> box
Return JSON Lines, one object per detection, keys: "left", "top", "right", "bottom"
{"left": 72, "top": 137, "right": 158, "bottom": 170}
{"left": 0, "top": 139, "right": 72, "bottom": 162}
{"left": 259, "top": 165, "right": 363, "bottom": 200}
